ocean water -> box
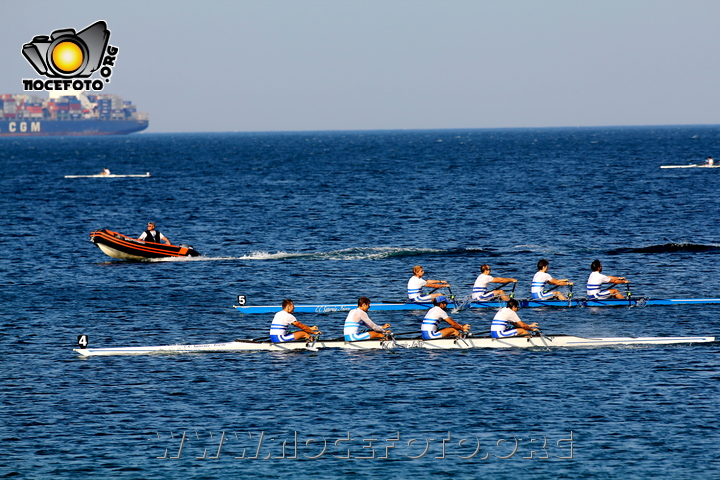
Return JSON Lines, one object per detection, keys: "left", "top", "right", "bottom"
{"left": 1, "top": 127, "right": 719, "bottom": 479}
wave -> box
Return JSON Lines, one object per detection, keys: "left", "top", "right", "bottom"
{"left": 607, "top": 242, "right": 720, "bottom": 255}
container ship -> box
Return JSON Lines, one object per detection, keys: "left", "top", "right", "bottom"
{"left": 0, "top": 92, "right": 148, "bottom": 136}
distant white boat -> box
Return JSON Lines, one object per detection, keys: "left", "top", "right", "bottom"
{"left": 64, "top": 172, "right": 151, "bottom": 178}
{"left": 660, "top": 164, "right": 720, "bottom": 169}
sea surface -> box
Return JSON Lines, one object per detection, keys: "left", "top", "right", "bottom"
{"left": 1, "top": 127, "right": 719, "bottom": 479}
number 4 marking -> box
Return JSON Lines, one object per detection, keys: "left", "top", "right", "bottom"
{"left": 77, "top": 335, "right": 89, "bottom": 348}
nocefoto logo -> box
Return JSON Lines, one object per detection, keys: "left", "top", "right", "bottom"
{"left": 21, "top": 20, "right": 119, "bottom": 92}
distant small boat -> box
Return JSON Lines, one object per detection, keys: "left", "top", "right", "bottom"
{"left": 90, "top": 229, "right": 201, "bottom": 260}
{"left": 660, "top": 164, "right": 720, "bottom": 169}
{"left": 65, "top": 172, "right": 150, "bottom": 178}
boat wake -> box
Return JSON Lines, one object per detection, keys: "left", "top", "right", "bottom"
{"left": 239, "top": 247, "right": 452, "bottom": 261}
{"left": 148, "top": 246, "right": 484, "bottom": 262}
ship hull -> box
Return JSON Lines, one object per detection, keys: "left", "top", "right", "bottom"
{"left": 0, "top": 118, "right": 148, "bottom": 136}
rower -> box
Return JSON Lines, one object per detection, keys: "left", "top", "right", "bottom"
{"left": 343, "top": 297, "right": 390, "bottom": 341}
{"left": 491, "top": 299, "right": 539, "bottom": 338}
{"left": 707, "top": 157, "right": 714, "bottom": 166}
{"left": 100, "top": 167, "right": 110, "bottom": 176}
{"left": 407, "top": 265, "right": 450, "bottom": 303}
{"left": 472, "top": 264, "right": 517, "bottom": 302}
{"left": 269, "top": 299, "right": 321, "bottom": 342}
{"left": 421, "top": 296, "right": 469, "bottom": 340}
{"left": 531, "top": 259, "right": 572, "bottom": 301}
{"left": 587, "top": 259, "right": 628, "bottom": 300}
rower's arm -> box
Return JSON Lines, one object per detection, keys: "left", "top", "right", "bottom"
{"left": 492, "top": 277, "right": 517, "bottom": 283}
{"left": 446, "top": 316, "right": 470, "bottom": 332}
{"left": 364, "top": 318, "right": 387, "bottom": 333}
{"left": 292, "top": 320, "right": 320, "bottom": 335}
{"left": 548, "top": 278, "right": 572, "bottom": 286}
{"left": 609, "top": 276, "right": 628, "bottom": 284}
{"left": 512, "top": 320, "right": 539, "bottom": 330}
{"left": 425, "top": 279, "right": 450, "bottom": 288}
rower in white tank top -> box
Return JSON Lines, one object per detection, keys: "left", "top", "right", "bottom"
{"left": 490, "top": 299, "right": 539, "bottom": 338}
{"left": 407, "top": 265, "right": 450, "bottom": 302}
{"left": 531, "top": 259, "right": 572, "bottom": 301}
{"left": 472, "top": 264, "right": 517, "bottom": 301}
{"left": 586, "top": 259, "right": 628, "bottom": 300}
{"left": 420, "top": 296, "right": 469, "bottom": 340}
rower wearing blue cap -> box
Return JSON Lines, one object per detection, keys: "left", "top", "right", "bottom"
{"left": 420, "top": 296, "right": 469, "bottom": 340}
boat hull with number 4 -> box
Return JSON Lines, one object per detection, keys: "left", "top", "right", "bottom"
{"left": 73, "top": 334, "right": 715, "bottom": 356}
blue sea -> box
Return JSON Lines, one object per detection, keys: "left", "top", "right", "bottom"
{"left": 1, "top": 127, "right": 719, "bottom": 479}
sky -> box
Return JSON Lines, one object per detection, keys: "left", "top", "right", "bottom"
{"left": 1, "top": 0, "right": 719, "bottom": 133}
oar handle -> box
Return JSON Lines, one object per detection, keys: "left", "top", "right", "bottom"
{"left": 468, "top": 330, "right": 491, "bottom": 336}
{"left": 391, "top": 330, "right": 423, "bottom": 336}
{"left": 249, "top": 336, "right": 270, "bottom": 342}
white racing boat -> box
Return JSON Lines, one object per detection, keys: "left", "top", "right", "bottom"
{"left": 64, "top": 172, "right": 151, "bottom": 178}
{"left": 660, "top": 164, "right": 720, "bottom": 169}
{"left": 73, "top": 333, "right": 715, "bottom": 356}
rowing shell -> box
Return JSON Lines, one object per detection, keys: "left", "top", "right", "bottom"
{"left": 73, "top": 334, "right": 715, "bottom": 356}
{"left": 660, "top": 165, "right": 720, "bottom": 169}
{"left": 233, "top": 297, "right": 720, "bottom": 314}
{"left": 64, "top": 172, "right": 151, "bottom": 178}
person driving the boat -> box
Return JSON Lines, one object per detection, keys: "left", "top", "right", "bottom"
{"left": 421, "top": 296, "right": 469, "bottom": 340}
{"left": 138, "top": 222, "right": 171, "bottom": 245}
{"left": 587, "top": 259, "right": 628, "bottom": 300}
{"left": 472, "top": 264, "right": 517, "bottom": 301}
{"left": 343, "top": 297, "right": 390, "bottom": 341}
{"left": 531, "top": 259, "right": 572, "bottom": 301}
{"left": 407, "top": 265, "right": 450, "bottom": 302}
{"left": 491, "top": 298, "right": 539, "bottom": 338}
{"left": 270, "top": 299, "right": 321, "bottom": 342}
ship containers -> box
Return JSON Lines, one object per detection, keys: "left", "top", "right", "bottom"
{"left": 24, "top": 103, "right": 44, "bottom": 118}
{"left": 68, "top": 97, "right": 82, "bottom": 111}
{"left": 3, "top": 97, "right": 17, "bottom": 118}
{"left": 97, "top": 98, "right": 112, "bottom": 119}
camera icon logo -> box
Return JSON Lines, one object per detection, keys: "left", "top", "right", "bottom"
{"left": 22, "top": 21, "right": 110, "bottom": 78}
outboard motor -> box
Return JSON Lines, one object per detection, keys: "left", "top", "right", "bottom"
{"left": 181, "top": 244, "right": 201, "bottom": 257}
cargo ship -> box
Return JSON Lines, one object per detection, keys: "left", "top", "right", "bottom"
{"left": 0, "top": 91, "right": 148, "bottom": 136}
